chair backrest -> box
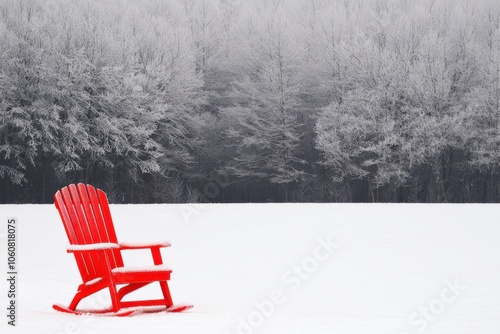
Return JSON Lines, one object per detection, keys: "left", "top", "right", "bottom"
{"left": 54, "top": 183, "right": 124, "bottom": 283}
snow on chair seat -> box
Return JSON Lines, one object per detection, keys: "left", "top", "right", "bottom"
{"left": 52, "top": 183, "right": 191, "bottom": 315}
{"left": 111, "top": 265, "right": 172, "bottom": 284}
{"left": 112, "top": 265, "right": 172, "bottom": 273}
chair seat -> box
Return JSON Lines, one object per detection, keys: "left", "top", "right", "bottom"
{"left": 111, "top": 265, "right": 172, "bottom": 284}
{"left": 111, "top": 264, "right": 172, "bottom": 274}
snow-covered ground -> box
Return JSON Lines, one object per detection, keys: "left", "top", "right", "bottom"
{"left": 1, "top": 203, "right": 500, "bottom": 334}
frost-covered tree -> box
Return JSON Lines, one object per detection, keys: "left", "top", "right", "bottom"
{"left": 462, "top": 1, "right": 500, "bottom": 199}
{"left": 3, "top": 0, "right": 500, "bottom": 203}
{"left": 0, "top": 1, "right": 62, "bottom": 200}
{"left": 313, "top": 2, "right": 408, "bottom": 200}
{"left": 0, "top": 0, "right": 206, "bottom": 202}
{"left": 180, "top": 0, "right": 224, "bottom": 78}
{"left": 221, "top": 2, "right": 305, "bottom": 200}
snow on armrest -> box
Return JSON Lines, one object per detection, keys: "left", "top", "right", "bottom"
{"left": 111, "top": 264, "right": 172, "bottom": 273}
{"left": 119, "top": 241, "right": 171, "bottom": 250}
{"left": 84, "top": 277, "right": 103, "bottom": 286}
{"left": 67, "top": 243, "right": 120, "bottom": 252}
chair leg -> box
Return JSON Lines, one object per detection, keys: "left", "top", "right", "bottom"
{"left": 108, "top": 283, "right": 120, "bottom": 312}
{"left": 159, "top": 281, "right": 173, "bottom": 307}
{"left": 69, "top": 291, "right": 87, "bottom": 311}
{"left": 150, "top": 247, "right": 174, "bottom": 307}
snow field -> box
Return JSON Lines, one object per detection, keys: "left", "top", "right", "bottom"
{"left": 1, "top": 203, "right": 499, "bottom": 334}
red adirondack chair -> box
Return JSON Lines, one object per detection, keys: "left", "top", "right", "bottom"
{"left": 53, "top": 183, "right": 192, "bottom": 316}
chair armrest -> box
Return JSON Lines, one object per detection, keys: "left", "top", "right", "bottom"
{"left": 67, "top": 243, "right": 120, "bottom": 253}
{"left": 119, "top": 241, "right": 171, "bottom": 250}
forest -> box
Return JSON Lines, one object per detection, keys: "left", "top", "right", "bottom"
{"left": 2, "top": 0, "right": 500, "bottom": 203}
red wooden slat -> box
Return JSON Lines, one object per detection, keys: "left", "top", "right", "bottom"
{"left": 68, "top": 184, "right": 100, "bottom": 279}
{"left": 86, "top": 185, "right": 123, "bottom": 269}
{"left": 60, "top": 187, "right": 85, "bottom": 244}
{"left": 76, "top": 183, "right": 103, "bottom": 243}
{"left": 55, "top": 190, "right": 89, "bottom": 281}
{"left": 96, "top": 187, "right": 124, "bottom": 267}
{"left": 59, "top": 186, "right": 94, "bottom": 282}
{"left": 54, "top": 191, "right": 77, "bottom": 242}
{"left": 76, "top": 183, "right": 116, "bottom": 277}
{"left": 85, "top": 185, "right": 111, "bottom": 243}
{"left": 97, "top": 189, "right": 119, "bottom": 243}
{"left": 113, "top": 270, "right": 171, "bottom": 284}
{"left": 119, "top": 299, "right": 171, "bottom": 308}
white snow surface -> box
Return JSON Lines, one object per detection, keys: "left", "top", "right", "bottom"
{"left": 1, "top": 203, "right": 500, "bottom": 334}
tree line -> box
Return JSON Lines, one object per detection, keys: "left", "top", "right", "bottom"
{"left": 2, "top": 0, "right": 500, "bottom": 203}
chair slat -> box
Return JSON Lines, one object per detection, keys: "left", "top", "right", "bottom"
{"left": 59, "top": 186, "right": 95, "bottom": 282}
{"left": 86, "top": 185, "right": 123, "bottom": 269}
{"left": 54, "top": 191, "right": 77, "bottom": 242}
{"left": 76, "top": 184, "right": 103, "bottom": 243}
{"left": 97, "top": 188, "right": 124, "bottom": 268}
{"left": 55, "top": 191, "right": 89, "bottom": 281}
{"left": 97, "top": 189, "right": 119, "bottom": 244}
{"left": 68, "top": 184, "right": 102, "bottom": 279}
